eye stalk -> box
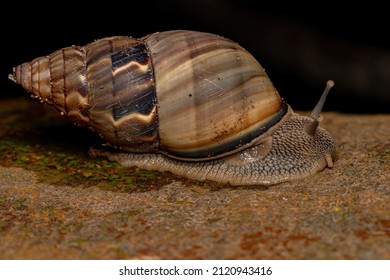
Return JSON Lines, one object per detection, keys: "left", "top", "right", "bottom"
{"left": 306, "top": 80, "right": 334, "bottom": 136}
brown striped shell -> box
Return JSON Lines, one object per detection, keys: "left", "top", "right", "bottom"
{"left": 9, "top": 30, "right": 336, "bottom": 185}
{"left": 10, "top": 30, "right": 285, "bottom": 160}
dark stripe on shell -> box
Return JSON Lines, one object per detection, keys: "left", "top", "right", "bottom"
{"left": 165, "top": 102, "right": 288, "bottom": 159}
{"left": 107, "top": 39, "right": 158, "bottom": 151}
{"left": 111, "top": 43, "right": 155, "bottom": 120}
{"left": 112, "top": 44, "right": 149, "bottom": 70}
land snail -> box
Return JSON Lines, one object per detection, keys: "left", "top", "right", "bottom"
{"left": 9, "top": 30, "right": 336, "bottom": 186}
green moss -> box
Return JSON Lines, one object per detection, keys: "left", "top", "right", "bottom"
{"left": 4, "top": 140, "right": 172, "bottom": 192}
{"left": 15, "top": 198, "right": 27, "bottom": 209}
{"left": 0, "top": 98, "right": 177, "bottom": 192}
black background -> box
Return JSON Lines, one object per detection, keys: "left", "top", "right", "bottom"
{"left": 2, "top": 0, "right": 389, "bottom": 113}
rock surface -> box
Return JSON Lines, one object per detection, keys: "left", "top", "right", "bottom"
{"left": 0, "top": 99, "right": 389, "bottom": 259}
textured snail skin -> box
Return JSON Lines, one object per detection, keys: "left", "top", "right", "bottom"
{"left": 9, "top": 30, "right": 335, "bottom": 185}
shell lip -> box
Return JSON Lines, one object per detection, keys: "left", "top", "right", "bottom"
{"left": 162, "top": 102, "right": 292, "bottom": 162}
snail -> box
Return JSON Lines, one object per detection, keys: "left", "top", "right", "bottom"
{"left": 9, "top": 30, "right": 335, "bottom": 185}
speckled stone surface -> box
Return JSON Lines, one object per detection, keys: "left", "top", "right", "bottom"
{"left": 0, "top": 105, "right": 389, "bottom": 259}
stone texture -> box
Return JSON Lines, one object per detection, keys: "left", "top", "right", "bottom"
{"left": 0, "top": 101, "right": 389, "bottom": 259}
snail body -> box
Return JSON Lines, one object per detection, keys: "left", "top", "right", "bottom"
{"left": 9, "top": 30, "right": 335, "bottom": 185}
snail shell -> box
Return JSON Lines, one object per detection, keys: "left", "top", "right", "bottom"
{"left": 9, "top": 30, "right": 335, "bottom": 185}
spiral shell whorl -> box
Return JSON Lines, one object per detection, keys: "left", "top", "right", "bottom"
{"left": 11, "top": 30, "right": 285, "bottom": 160}
{"left": 11, "top": 37, "right": 159, "bottom": 152}
{"left": 144, "top": 31, "right": 285, "bottom": 159}
{"left": 12, "top": 46, "right": 89, "bottom": 124}
{"left": 83, "top": 37, "right": 158, "bottom": 152}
